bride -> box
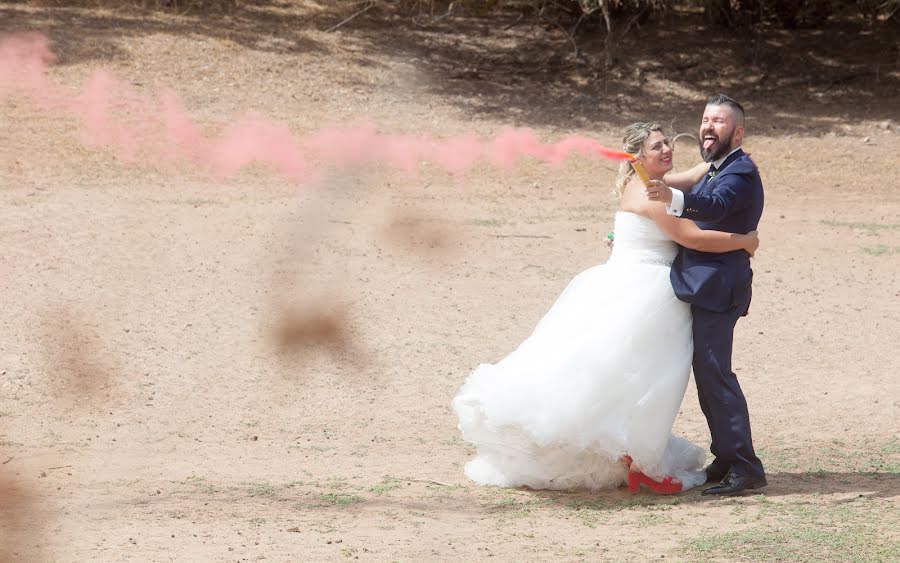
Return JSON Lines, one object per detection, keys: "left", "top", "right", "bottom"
{"left": 452, "top": 122, "right": 759, "bottom": 493}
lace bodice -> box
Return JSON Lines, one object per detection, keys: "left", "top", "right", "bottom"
{"left": 607, "top": 212, "right": 677, "bottom": 267}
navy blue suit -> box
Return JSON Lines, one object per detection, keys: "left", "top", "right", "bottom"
{"left": 670, "top": 148, "right": 765, "bottom": 478}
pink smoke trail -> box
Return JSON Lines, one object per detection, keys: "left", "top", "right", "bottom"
{"left": 0, "top": 32, "right": 635, "bottom": 181}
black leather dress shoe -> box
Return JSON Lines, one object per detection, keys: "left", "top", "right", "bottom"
{"left": 704, "top": 464, "right": 728, "bottom": 484}
{"left": 702, "top": 472, "right": 767, "bottom": 496}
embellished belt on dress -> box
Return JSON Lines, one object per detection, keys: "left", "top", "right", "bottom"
{"left": 608, "top": 257, "right": 673, "bottom": 267}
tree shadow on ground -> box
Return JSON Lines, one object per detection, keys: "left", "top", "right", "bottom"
{"left": 529, "top": 471, "right": 899, "bottom": 511}
{"left": 1, "top": 1, "right": 898, "bottom": 135}
{"left": 336, "top": 4, "right": 900, "bottom": 135}
{"left": 265, "top": 471, "right": 898, "bottom": 517}
{"left": 0, "top": 0, "right": 326, "bottom": 64}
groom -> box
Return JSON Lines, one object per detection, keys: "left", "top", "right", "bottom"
{"left": 649, "top": 94, "right": 767, "bottom": 495}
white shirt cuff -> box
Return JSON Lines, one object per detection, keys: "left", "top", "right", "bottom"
{"left": 666, "top": 188, "right": 684, "bottom": 217}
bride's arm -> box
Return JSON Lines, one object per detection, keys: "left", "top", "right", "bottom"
{"left": 646, "top": 204, "right": 759, "bottom": 255}
{"left": 663, "top": 162, "right": 708, "bottom": 191}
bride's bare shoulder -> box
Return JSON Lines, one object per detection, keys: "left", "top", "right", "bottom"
{"left": 618, "top": 179, "right": 654, "bottom": 218}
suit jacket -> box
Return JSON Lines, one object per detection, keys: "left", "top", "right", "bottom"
{"left": 670, "top": 149, "right": 764, "bottom": 313}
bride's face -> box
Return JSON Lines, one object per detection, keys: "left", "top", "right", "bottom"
{"left": 639, "top": 131, "right": 674, "bottom": 178}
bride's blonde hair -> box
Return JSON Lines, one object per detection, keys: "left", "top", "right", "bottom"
{"left": 614, "top": 121, "right": 663, "bottom": 199}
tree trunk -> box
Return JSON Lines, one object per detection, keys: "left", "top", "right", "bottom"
{"left": 600, "top": 0, "right": 614, "bottom": 68}
{"left": 704, "top": 0, "right": 732, "bottom": 26}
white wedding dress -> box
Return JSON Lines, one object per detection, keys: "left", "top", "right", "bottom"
{"left": 453, "top": 211, "right": 707, "bottom": 491}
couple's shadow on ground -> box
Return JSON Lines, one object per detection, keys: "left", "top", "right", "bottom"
{"left": 531, "top": 471, "right": 899, "bottom": 509}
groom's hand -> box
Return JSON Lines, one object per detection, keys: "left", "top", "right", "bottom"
{"left": 645, "top": 180, "right": 673, "bottom": 204}
{"left": 746, "top": 230, "right": 760, "bottom": 257}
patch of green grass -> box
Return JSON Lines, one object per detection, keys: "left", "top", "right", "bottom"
{"left": 565, "top": 496, "right": 607, "bottom": 511}
{"left": 477, "top": 491, "right": 546, "bottom": 522}
{"left": 444, "top": 435, "right": 465, "bottom": 447}
{"left": 320, "top": 493, "right": 363, "bottom": 506}
{"left": 558, "top": 491, "right": 696, "bottom": 528}
{"left": 183, "top": 474, "right": 218, "bottom": 494}
{"left": 759, "top": 440, "right": 900, "bottom": 474}
{"left": 637, "top": 512, "right": 673, "bottom": 527}
{"left": 325, "top": 476, "right": 349, "bottom": 489}
{"left": 683, "top": 525, "right": 898, "bottom": 562}
{"left": 879, "top": 437, "right": 900, "bottom": 455}
{"left": 680, "top": 497, "right": 900, "bottom": 562}
{"left": 820, "top": 219, "right": 900, "bottom": 231}
{"left": 248, "top": 482, "right": 276, "bottom": 497}
{"left": 609, "top": 493, "right": 704, "bottom": 510}
{"left": 467, "top": 218, "right": 503, "bottom": 227}
{"left": 862, "top": 245, "right": 900, "bottom": 256}
{"left": 522, "top": 213, "right": 559, "bottom": 224}
{"left": 756, "top": 446, "right": 803, "bottom": 471}
{"left": 369, "top": 476, "right": 403, "bottom": 495}
{"left": 7, "top": 198, "right": 34, "bottom": 207}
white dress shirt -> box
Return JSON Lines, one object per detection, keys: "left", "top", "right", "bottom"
{"left": 666, "top": 147, "right": 742, "bottom": 217}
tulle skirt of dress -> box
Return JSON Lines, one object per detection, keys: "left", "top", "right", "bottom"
{"left": 452, "top": 261, "right": 707, "bottom": 491}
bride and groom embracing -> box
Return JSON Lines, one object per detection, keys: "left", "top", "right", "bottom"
{"left": 453, "top": 94, "right": 767, "bottom": 496}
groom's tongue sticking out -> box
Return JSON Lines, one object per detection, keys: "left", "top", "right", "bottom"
{"left": 699, "top": 102, "right": 745, "bottom": 162}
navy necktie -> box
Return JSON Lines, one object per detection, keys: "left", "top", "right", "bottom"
{"left": 695, "top": 164, "right": 716, "bottom": 193}
{"left": 701, "top": 164, "right": 717, "bottom": 191}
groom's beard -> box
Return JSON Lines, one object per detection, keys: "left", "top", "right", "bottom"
{"left": 701, "top": 128, "right": 735, "bottom": 162}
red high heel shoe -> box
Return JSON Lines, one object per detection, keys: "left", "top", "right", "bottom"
{"left": 628, "top": 470, "right": 683, "bottom": 495}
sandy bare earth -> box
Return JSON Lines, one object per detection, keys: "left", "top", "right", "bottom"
{"left": 1, "top": 3, "right": 898, "bottom": 562}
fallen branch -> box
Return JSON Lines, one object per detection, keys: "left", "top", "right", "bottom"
{"left": 2, "top": 456, "right": 12, "bottom": 464}
{"left": 503, "top": 12, "right": 524, "bottom": 31}
{"left": 326, "top": 2, "right": 375, "bottom": 33}
{"left": 408, "top": 478, "right": 451, "bottom": 487}
{"left": 540, "top": 12, "right": 580, "bottom": 59}
{"left": 491, "top": 234, "right": 552, "bottom": 239}
{"left": 412, "top": 1, "right": 456, "bottom": 27}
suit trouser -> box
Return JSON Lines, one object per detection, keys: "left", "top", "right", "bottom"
{"left": 691, "top": 295, "right": 765, "bottom": 478}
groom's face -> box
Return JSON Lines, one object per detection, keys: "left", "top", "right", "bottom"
{"left": 699, "top": 104, "right": 744, "bottom": 162}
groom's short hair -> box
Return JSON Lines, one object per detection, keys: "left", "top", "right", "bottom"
{"left": 707, "top": 94, "right": 745, "bottom": 125}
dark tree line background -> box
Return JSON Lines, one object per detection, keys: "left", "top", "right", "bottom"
{"left": 602, "top": 0, "right": 900, "bottom": 28}
{"left": 18, "top": 1, "right": 898, "bottom": 65}
{"left": 9, "top": 0, "right": 898, "bottom": 124}
{"left": 16, "top": 0, "right": 900, "bottom": 26}
{"left": 375, "top": 1, "right": 898, "bottom": 69}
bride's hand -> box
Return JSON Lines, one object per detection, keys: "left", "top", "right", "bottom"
{"left": 645, "top": 179, "right": 672, "bottom": 204}
{"left": 745, "top": 230, "right": 759, "bottom": 257}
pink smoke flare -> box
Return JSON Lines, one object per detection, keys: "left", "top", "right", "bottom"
{"left": 0, "top": 32, "right": 634, "bottom": 182}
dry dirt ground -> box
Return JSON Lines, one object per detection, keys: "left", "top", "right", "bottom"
{"left": 1, "top": 2, "right": 899, "bottom": 561}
